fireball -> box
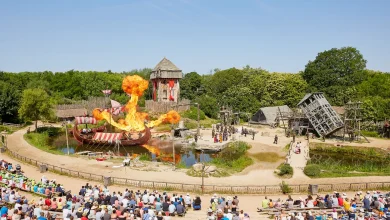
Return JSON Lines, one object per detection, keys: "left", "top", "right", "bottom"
{"left": 92, "top": 75, "right": 180, "bottom": 132}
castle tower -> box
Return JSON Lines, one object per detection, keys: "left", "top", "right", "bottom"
{"left": 150, "top": 57, "right": 183, "bottom": 102}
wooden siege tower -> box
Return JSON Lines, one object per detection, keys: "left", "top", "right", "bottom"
{"left": 150, "top": 57, "right": 183, "bottom": 103}
{"left": 297, "top": 93, "right": 344, "bottom": 137}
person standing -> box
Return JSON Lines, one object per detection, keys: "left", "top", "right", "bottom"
{"left": 273, "top": 135, "right": 278, "bottom": 144}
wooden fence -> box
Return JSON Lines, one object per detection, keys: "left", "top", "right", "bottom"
{"left": 6, "top": 149, "right": 390, "bottom": 194}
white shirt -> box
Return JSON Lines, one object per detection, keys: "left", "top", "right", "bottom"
{"left": 9, "top": 194, "right": 15, "bottom": 203}
{"left": 33, "top": 207, "right": 41, "bottom": 217}
{"left": 14, "top": 203, "right": 21, "bottom": 210}
{"left": 122, "top": 198, "right": 129, "bottom": 207}
{"left": 149, "top": 195, "right": 155, "bottom": 204}
{"left": 185, "top": 196, "right": 191, "bottom": 204}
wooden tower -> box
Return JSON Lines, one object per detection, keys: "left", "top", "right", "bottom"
{"left": 297, "top": 93, "right": 344, "bottom": 137}
{"left": 150, "top": 57, "right": 183, "bottom": 102}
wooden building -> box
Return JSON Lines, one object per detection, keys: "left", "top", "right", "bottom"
{"left": 297, "top": 93, "right": 344, "bottom": 137}
{"left": 150, "top": 57, "right": 183, "bottom": 102}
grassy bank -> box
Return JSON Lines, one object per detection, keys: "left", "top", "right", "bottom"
{"left": 23, "top": 127, "right": 65, "bottom": 155}
{"left": 186, "top": 141, "right": 254, "bottom": 177}
{"left": 306, "top": 143, "right": 390, "bottom": 178}
{"left": 252, "top": 152, "right": 285, "bottom": 163}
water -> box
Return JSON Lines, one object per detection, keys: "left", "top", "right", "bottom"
{"left": 50, "top": 133, "right": 215, "bottom": 167}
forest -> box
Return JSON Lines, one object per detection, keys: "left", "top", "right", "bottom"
{"left": 0, "top": 46, "right": 389, "bottom": 125}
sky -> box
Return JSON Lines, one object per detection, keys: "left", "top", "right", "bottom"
{"left": 0, "top": 0, "right": 389, "bottom": 74}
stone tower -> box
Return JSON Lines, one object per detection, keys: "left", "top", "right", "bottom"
{"left": 150, "top": 57, "right": 183, "bottom": 102}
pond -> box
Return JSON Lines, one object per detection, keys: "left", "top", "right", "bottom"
{"left": 50, "top": 133, "right": 216, "bottom": 167}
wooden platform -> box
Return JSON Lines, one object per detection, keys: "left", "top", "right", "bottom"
{"left": 75, "top": 151, "right": 92, "bottom": 155}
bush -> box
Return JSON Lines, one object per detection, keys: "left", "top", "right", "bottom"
{"left": 361, "top": 130, "right": 380, "bottom": 138}
{"left": 304, "top": 164, "right": 321, "bottom": 177}
{"left": 181, "top": 107, "right": 206, "bottom": 120}
{"left": 279, "top": 164, "right": 293, "bottom": 176}
{"left": 139, "top": 153, "right": 151, "bottom": 161}
{"left": 280, "top": 181, "right": 292, "bottom": 194}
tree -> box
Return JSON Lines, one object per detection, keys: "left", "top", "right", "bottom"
{"left": 195, "top": 95, "right": 219, "bottom": 118}
{"left": 211, "top": 68, "right": 244, "bottom": 95}
{"left": 0, "top": 82, "right": 21, "bottom": 123}
{"left": 19, "top": 89, "right": 53, "bottom": 130}
{"left": 303, "top": 47, "right": 367, "bottom": 105}
{"left": 223, "top": 86, "right": 260, "bottom": 114}
{"left": 180, "top": 72, "right": 204, "bottom": 100}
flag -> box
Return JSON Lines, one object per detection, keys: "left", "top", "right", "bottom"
{"left": 109, "top": 99, "right": 123, "bottom": 115}
{"left": 110, "top": 99, "right": 121, "bottom": 108}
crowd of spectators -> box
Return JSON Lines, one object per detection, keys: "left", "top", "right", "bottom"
{"left": 259, "top": 191, "right": 390, "bottom": 219}
{"left": 0, "top": 159, "right": 252, "bottom": 220}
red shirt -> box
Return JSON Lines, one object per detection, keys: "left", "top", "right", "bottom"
{"left": 138, "top": 201, "right": 143, "bottom": 208}
{"left": 338, "top": 197, "right": 343, "bottom": 206}
{"left": 45, "top": 198, "right": 52, "bottom": 206}
{"left": 81, "top": 217, "right": 88, "bottom": 220}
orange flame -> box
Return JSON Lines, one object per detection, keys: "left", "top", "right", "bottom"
{"left": 141, "top": 144, "right": 181, "bottom": 164}
{"left": 92, "top": 75, "right": 180, "bottom": 132}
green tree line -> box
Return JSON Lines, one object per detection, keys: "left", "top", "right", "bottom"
{"left": 1, "top": 47, "right": 389, "bottom": 124}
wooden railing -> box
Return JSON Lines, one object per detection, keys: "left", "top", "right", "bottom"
{"left": 6, "top": 149, "right": 390, "bottom": 194}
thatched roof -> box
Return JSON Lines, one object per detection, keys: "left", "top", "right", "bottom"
{"left": 332, "top": 106, "right": 345, "bottom": 115}
{"left": 56, "top": 108, "right": 87, "bottom": 118}
{"left": 251, "top": 105, "right": 292, "bottom": 125}
{"left": 153, "top": 57, "right": 181, "bottom": 71}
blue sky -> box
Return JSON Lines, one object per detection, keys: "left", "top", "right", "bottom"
{"left": 0, "top": 0, "right": 389, "bottom": 74}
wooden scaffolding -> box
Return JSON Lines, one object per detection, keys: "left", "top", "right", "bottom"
{"left": 297, "top": 93, "right": 344, "bottom": 137}
{"left": 342, "top": 101, "right": 369, "bottom": 142}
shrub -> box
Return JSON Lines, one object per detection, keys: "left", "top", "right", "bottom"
{"left": 139, "top": 153, "right": 151, "bottom": 161}
{"left": 304, "top": 164, "right": 321, "bottom": 177}
{"left": 181, "top": 107, "right": 206, "bottom": 120}
{"left": 279, "top": 164, "right": 293, "bottom": 176}
{"left": 280, "top": 181, "right": 292, "bottom": 194}
{"left": 361, "top": 130, "right": 380, "bottom": 138}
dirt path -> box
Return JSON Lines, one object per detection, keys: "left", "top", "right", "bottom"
{"left": 288, "top": 140, "right": 310, "bottom": 180}
{"left": 7, "top": 124, "right": 390, "bottom": 187}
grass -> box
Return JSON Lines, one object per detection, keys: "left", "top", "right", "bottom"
{"left": 283, "top": 143, "right": 291, "bottom": 152}
{"left": 139, "top": 153, "right": 151, "bottom": 161}
{"left": 307, "top": 143, "right": 390, "bottom": 178}
{"left": 251, "top": 152, "right": 284, "bottom": 163}
{"left": 0, "top": 125, "right": 22, "bottom": 134}
{"left": 210, "top": 155, "right": 253, "bottom": 172}
{"left": 24, "top": 132, "right": 65, "bottom": 155}
{"left": 361, "top": 130, "right": 380, "bottom": 138}
{"left": 154, "top": 124, "right": 172, "bottom": 132}
{"left": 186, "top": 141, "right": 254, "bottom": 177}
{"left": 176, "top": 161, "right": 187, "bottom": 169}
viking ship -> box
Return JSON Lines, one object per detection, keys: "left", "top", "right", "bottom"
{"left": 72, "top": 116, "right": 151, "bottom": 146}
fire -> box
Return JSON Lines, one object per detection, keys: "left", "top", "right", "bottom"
{"left": 141, "top": 144, "right": 181, "bottom": 164}
{"left": 92, "top": 75, "right": 180, "bottom": 132}
{"left": 142, "top": 144, "right": 160, "bottom": 155}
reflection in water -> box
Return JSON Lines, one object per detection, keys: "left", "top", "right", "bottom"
{"left": 51, "top": 133, "right": 213, "bottom": 167}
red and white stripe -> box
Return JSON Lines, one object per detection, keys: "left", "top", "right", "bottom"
{"left": 75, "top": 117, "right": 97, "bottom": 125}
{"left": 93, "top": 132, "right": 123, "bottom": 142}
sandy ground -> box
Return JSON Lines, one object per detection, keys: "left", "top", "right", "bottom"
{"left": 0, "top": 151, "right": 372, "bottom": 220}
{"left": 6, "top": 123, "right": 390, "bottom": 187}
{"left": 4, "top": 123, "right": 390, "bottom": 219}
